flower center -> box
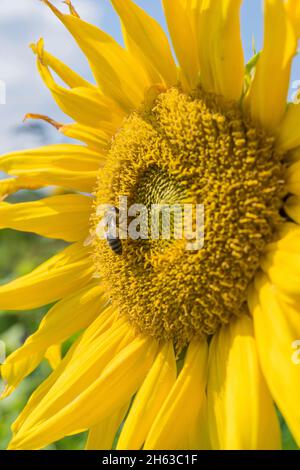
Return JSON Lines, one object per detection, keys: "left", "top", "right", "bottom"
{"left": 91, "top": 87, "right": 285, "bottom": 350}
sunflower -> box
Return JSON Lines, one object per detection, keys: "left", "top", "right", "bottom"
{"left": 0, "top": 0, "right": 300, "bottom": 450}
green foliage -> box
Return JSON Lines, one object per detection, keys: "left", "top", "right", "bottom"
{"left": 279, "top": 413, "right": 299, "bottom": 450}
{"left": 243, "top": 51, "right": 260, "bottom": 98}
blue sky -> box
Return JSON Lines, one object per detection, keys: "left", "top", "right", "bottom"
{"left": 0, "top": 0, "right": 299, "bottom": 153}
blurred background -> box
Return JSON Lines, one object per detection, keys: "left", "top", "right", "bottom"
{"left": 0, "top": 0, "right": 299, "bottom": 450}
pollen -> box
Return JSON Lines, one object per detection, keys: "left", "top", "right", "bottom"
{"left": 91, "top": 87, "right": 285, "bottom": 350}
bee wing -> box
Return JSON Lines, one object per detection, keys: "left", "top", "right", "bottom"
{"left": 84, "top": 230, "right": 95, "bottom": 247}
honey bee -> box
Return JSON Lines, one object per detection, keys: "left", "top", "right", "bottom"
{"left": 104, "top": 207, "right": 122, "bottom": 255}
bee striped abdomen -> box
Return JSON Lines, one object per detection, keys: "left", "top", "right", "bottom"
{"left": 107, "top": 236, "right": 122, "bottom": 255}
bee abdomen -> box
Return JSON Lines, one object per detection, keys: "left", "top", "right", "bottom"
{"left": 107, "top": 237, "right": 122, "bottom": 255}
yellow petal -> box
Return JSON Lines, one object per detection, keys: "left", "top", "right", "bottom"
{"left": 42, "top": 0, "right": 151, "bottom": 112}
{"left": 13, "top": 319, "right": 133, "bottom": 426}
{"left": 59, "top": 123, "right": 112, "bottom": 151}
{"left": 277, "top": 103, "right": 300, "bottom": 151}
{"left": 24, "top": 114, "right": 114, "bottom": 152}
{"left": 261, "top": 222, "right": 300, "bottom": 296}
{"left": 248, "top": 0, "right": 298, "bottom": 129}
{"left": 11, "top": 306, "right": 117, "bottom": 435}
{"left": 35, "top": 283, "right": 109, "bottom": 351}
{"left": 35, "top": 56, "right": 123, "bottom": 129}
{"left": 266, "top": 222, "right": 300, "bottom": 251}
{"left": 286, "top": 162, "right": 300, "bottom": 196}
{"left": 31, "top": 38, "right": 93, "bottom": 89}
{"left": 45, "top": 345, "right": 61, "bottom": 370}
{"left": 117, "top": 341, "right": 177, "bottom": 450}
{"left": 0, "top": 242, "right": 93, "bottom": 311}
{"left": 260, "top": 247, "right": 300, "bottom": 296}
{"left": 111, "top": 0, "right": 177, "bottom": 87}
{"left": 0, "top": 144, "right": 101, "bottom": 193}
{"left": 10, "top": 317, "right": 131, "bottom": 434}
{"left": 188, "top": 395, "right": 211, "bottom": 450}
{"left": 207, "top": 315, "right": 280, "bottom": 450}
{"left": 181, "top": 1, "right": 200, "bottom": 26}
{"left": 252, "top": 273, "right": 300, "bottom": 445}
{"left": 197, "top": 0, "right": 244, "bottom": 101}
{"left": 9, "top": 335, "right": 158, "bottom": 450}
{"left": 0, "top": 194, "right": 92, "bottom": 242}
{"left": 285, "top": 0, "right": 300, "bottom": 36}
{"left": 162, "top": 0, "right": 199, "bottom": 90}
{"left": 0, "top": 283, "right": 108, "bottom": 397}
{"left": 86, "top": 404, "right": 129, "bottom": 450}
{"left": 196, "top": 1, "right": 215, "bottom": 91}
{"left": 144, "top": 339, "right": 208, "bottom": 450}
{"left": 284, "top": 196, "right": 300, "bottom": 224}
{"left": 0, "top": 178, "right": 42, "bottom": 200}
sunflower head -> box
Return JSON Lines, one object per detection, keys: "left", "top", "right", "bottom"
{"left": 92, "top": 86, "right": 285, "bottom": 349}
